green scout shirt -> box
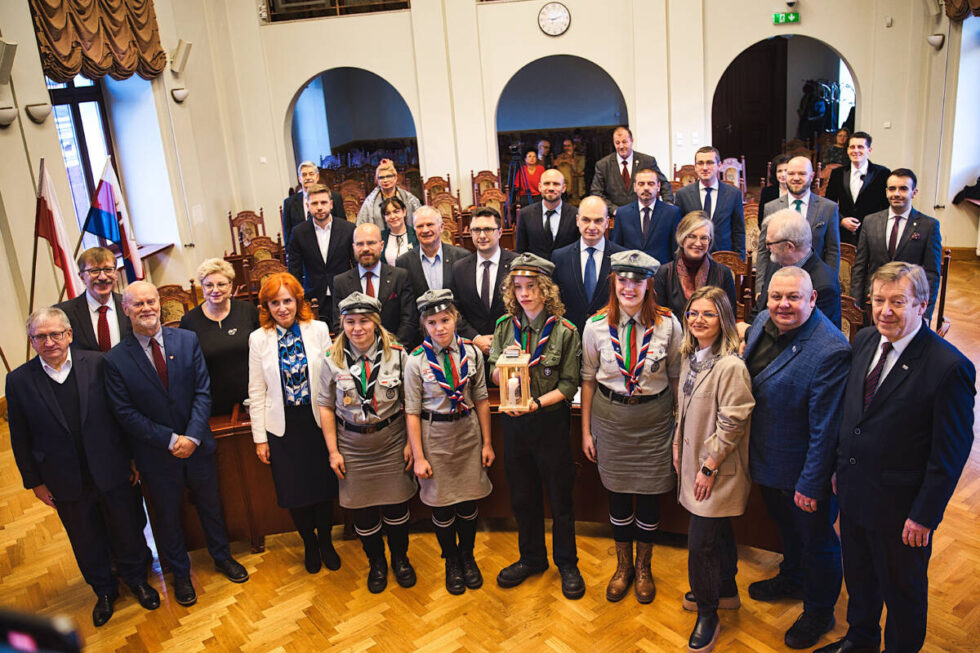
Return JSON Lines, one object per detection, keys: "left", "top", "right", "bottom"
{"left": 488, "top": 311, "right": 581, "bottom": 406}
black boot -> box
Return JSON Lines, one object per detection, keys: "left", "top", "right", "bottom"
{"left": 314, "top": 503, "right": 341, "bottom": 571}
{"left": 434, "top": 523, "right": 464, "bottom": 595}
{"left": 359, "top": 531, "right": 388, "bottom": 593}
{"left": 386, "top": 522, "right": 416, "bottom": 588}
{"left": 688, "top": 612, "right": 720, "bottom": 652}
{"left": 456, "top": 515, "right": 482, "bottom": 589}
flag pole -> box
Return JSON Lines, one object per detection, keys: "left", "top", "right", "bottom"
{"left": 26, "top": 159, "right": 45, "bottom": 360}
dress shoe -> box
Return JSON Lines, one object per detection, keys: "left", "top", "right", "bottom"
{"left": 812, "top": 637, "right": 878, "bottom": 653}
{"left": 320, "top": 541, "right": 342, "bottom": 571}
{"left": 129, "top": 582, "right": 160, "bottom": 610}
{"left": 214, "top": 557, "right": 249, "bottom": 583}
{"left": 784, "top": 611, "right": 835, "bottom": 649}
{"left": 92, "top": 593, "right": 117, "bottom": 627}
{"left": 687, "top": 612, "right": 720, "bottom": 652}
{"left": 748, "top": 574, "right": 804, "bottom": 602}
{"left": 606, "top": 541, "right": 635, "bottom": 602}
{"left": 391, "top": 554, "right": 417, "bottom": 588}
{"left": 558, "top": 565, "right": 585, "bottom": 600}
{"left": 367, "top": 557, "right": 388, "bottom": 593}
{"left": 304, "top": 540, "right": 322, "bottom": 574}
{"left": 173, "top": 576, "right": 197, "bottom": 606}
{"left": 495, "top": 559, "right": 549, "bottom": 588}
{"left": 460, "top": 552, "right": 483, "bottom": 589}
{"left": 445, "top": 556, "right": 466, "bottom": 595}
{"left": 682, "top": 590, "right": 740, "bottom": 612}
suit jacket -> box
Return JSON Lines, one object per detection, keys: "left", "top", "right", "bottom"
{"left": 103, "top": 329, "right": 215, "bottom": 480}
{"left": 515, "top": 201, "right": 579, "bottom": 259}
{"left": 758, "top": 184, "right": 781, "bottom": 211}
{"left": 653, "top": 257, "right": 738, "bottom": 322}
{"left": 675, "top": 181, "right": 746, "bottom": 258}
{"left": 752, "top": 253, "right": 841, "bottom": 328}
{"left": 332, "top": 263, "right": 415, "bottom": 346}
{"left": 54, "top": 292, "right": 132, "bottom": 352}
{"left": 757, "top": 193, "right": 841, "bottom": 296}
{"left": 281, "top": 191, "right": 346, "bottom": 246}
{"left": 248, "top": 320, "right": 331, "bottom": 440}
{"left": 743, "top": 309, "right": 851, "bottom": 498}
{"left": 551, "top": 238, "right": 627, "bottom": 332}
{"left": 395, "top": 243, "right": 470, "bottom": 295}
{"left": 609, "top": 200, "right": 681, "bottom": 266}
{"left": 287, "top": 218, "right": 356, "bottom": 316}
{"left": 825, "top": 161, "right": 890, "bottom": 244}
{"left": 850, "top": 209, "right": 942, "bottom": 321}
{"left": 449, "top": 249, "right": 517, "bottom": 339}
{"left": 590, "top": 150, "right": 674, "bottom": 211}
{"left": 837, "top": 325, "right": 975, "bottom": 531}
{"left": 7, "top": 350, "right": 132, "bottom": 500}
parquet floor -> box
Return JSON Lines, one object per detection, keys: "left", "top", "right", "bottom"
{"left": 2, "top": 261, "right": 979, "bottom": 652}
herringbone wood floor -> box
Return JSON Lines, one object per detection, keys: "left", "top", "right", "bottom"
{"left": 2, "top": 261, "right": 979, "bottom": 652}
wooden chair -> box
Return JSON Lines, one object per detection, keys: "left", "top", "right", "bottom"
{"left": 318, "top": 168, "right": 340, "bottom": 191}
{"left": 711, "top": 251, "right": 753, "bottom": 321}
{"left": 429, "top": 190, "right": 462, "bottom": 244}
{"left": 719, "top": 156, "right": 747, "bottom": 200}
{"left": 243, "top": 235, "right": 285, "bottom": 264}
{"left": 339, "top": 179, "right": 366, "bottom": 207}
{"left": 840, "top": 294, "right": 864, "bottom": 345}
{"left": 476, "top": 188, "right": 508, "bottom": 217}
{"left": 401, "top": 166, "right": 423, "bottom": 200}
{"left": 471, "top": 170, "right": 501, "bottom": 202}
{"left": 244, "top": 258, "right": 289, "bottom": 302}
{"left": 424, "top": 175, "right": 452, "bottom": 205}
{"left": 228, "top": 209, "right": 266, "bottom": 255}
{"left": 935, "top": 248, "right": 952, "bottom": 338}
{"left": 839, "top": 243, "right": 856, "bottom": 294}
{"left": 743, "top": 201, "right": 760, "bottom": 257}
{"left": 673, "top": 164, "right": 697, "bottom": 187}
{"left": 670, "top": 180, "right": 685, "bottom": 194}
{"left": 158, "top": 280, "right": 198, "bottom": 327}
{"left": 817, "top": 163, "right": 841, "bottom": 197}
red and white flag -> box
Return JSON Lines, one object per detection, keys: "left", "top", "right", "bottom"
{"left": 35, "top": 159, "right": 82, "bottom": 298}
{"left": 87, "top": 158, "right": 144, "bottom": 282}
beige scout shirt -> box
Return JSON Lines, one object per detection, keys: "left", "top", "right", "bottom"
{"left": 317, "top": 341, "right": 407, "bottom": 425}
{"left": 582, "top": 310, "right": 682, "bottom": 395}
{"left": 404, "top": 339, "right": 488, "bottom": 414}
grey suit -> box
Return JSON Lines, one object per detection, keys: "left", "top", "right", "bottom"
{"left": 756, "top": 194, "right": 841, "bottom": 296}
{"left": 590, "top": 150, "right": 673, "bottom": 211}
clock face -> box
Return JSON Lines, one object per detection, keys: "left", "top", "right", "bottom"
{"left": 538, "top": 2, "right": 570, "bottom": 37}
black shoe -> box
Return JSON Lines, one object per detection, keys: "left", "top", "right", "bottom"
{"left": 214, "top": 558, "right": 249, "bottom": 583}
{"left": 748, "top": 574, "right": 805, "bottom": 602}
{"left": 367, "top": 557, "right": 388, "bottom": 594}
{"left": 320, "top": 541, "right": 341, "bottom": 571}
{"left": 812, "top": 638, "right": 878, "bottom": 653}
{"left": 495, "top": 559, "right": 549, "bottom": 588}
{"left": 784, "top": 611, "right": 835, "bottom": 649}
{"left": 445, "top": 556, "right": 466, "bottom": 595}
{"left": 173, "top": 576, "right": 197, "bottom": 606}
{"left": 460, "top": 553, "right": 483, "bottom": 589}
{"left": 688, "top": 612, "right": 720, "bottom": 652}
{"left": 558, "top": 565, "right": 585, "bottom": 600}
{"left": 129, "top": 582, "right": 160, "bottom": 610}
{"left": 391, "top": 554, "right": 417, "bottom": 588}
{"left": 682, "top": 590, "right": 740, "bottom": 612}
{"left": 304, "top": 540, "right": 322, "bottom": 574}
{"left": 92, "top": 593, "right": 117, "bottom": 627}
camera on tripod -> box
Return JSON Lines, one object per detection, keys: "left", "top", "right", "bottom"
{"left": 507, "top": 141, "right": 525, "bottom": 156}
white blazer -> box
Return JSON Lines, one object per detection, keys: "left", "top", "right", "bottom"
{"left": 248, "top": 320, "right": 332, "bottom": 443}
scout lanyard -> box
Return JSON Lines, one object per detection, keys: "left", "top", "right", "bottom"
{"left": 344, "top": 339, "right": 382, "bottom": 418}
{"left": 422, "top": 334, "right": 470, "bottom": 413}
{"left": 511, "top": 314, "right": 557, "bottom": 367}
{"left": 608, "top": 319, "right": 655, "bottom": 396}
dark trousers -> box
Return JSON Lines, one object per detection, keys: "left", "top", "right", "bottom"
{"left": 840, "top": 513, "right": 930, "bottom": 652}
{"left": 608, "top": 491, "right": 660, "bottom": 543}
{"left": 687, "top": 515, "right": 739, "bottom": 615}
{"left": 759, "top": 485, "right": 842, "bottom": 616}
{"left": 56, "top": 481, "right": 148, "bottom": 596}
{"left": 141, "top": 453, "right": 231, "bottom": 578}
{"left": 502, "top": 407, "right": 578, "bottom": 568}
{"left": 289, "top": 501, "right": 334, "bottom": 545}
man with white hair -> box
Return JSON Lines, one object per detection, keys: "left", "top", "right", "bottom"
{"left": 282, "top": 160, "right": 346, "bottom": 245}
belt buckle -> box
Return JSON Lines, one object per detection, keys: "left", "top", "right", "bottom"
{"left": 363, "top": 424, "right": 377, "bottom": 434}
{"left": 627, "top": 396, "right": 638, "bottom": 405}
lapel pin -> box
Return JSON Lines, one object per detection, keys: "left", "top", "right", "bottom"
{"left": 169, "top": 355, "right": 174, "bottom": 360}
{"left": 902, "top": 364, "right": 908, "bottom": 370}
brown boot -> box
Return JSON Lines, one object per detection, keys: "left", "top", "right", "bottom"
{"left": 634, "top": 541, "right": 656, "bottom": 604}
{"left": 606, "top": 541, "right": 635, "bottom": 602}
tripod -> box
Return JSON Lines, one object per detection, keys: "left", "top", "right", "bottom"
{"left": 505, "top": 149, "right": 534, "bottom": 226}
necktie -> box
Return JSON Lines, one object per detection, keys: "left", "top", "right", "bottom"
{"left": 621, "top": 160, "right": 631, "bottom": 189}
{"left": 851, "top": 169, "right": 862, "bottom": 202}
{"left": 584, "top": 246, "right": 597, "bottom": 300}
{"left": 396, "top": 234, "right": 404, "bottom": 256}
{"left": 863, "top": 341, "right": 893, "bottom": 411}
{"left": 481, "top": 260, "right": 492, "bottom": 310}
{"left": 442, "top": 351, "right": 459, "bottom": 389}
{"left": 641, "top": 207, "right": 651, "bottom": 240}
{"left": 888, "top": 216, "right": 903, "bottom": 259}
{"left": 627, "top": 319, "right": 637, "bottom": 372}
{"left": 793, "top": 199, "right": 803, "bottom": 213}
{"left": 544, "top": 209, "right": 556, "bottom": 245}
{"left": 365, "top": 271, "right": 375, "bottom": 298}
{"left": 703, "top": 186, "right": 713, "bottom": 218}
{"left": 97, "top": 305, "right": 111, "bottom": 352}
{"left": 150, "top": 338, "right": 169, "bottom": 390}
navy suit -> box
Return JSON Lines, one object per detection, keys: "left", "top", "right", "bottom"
{"left": 104, "top": 328, "right": 232, "bottom": 577}
{"left": 836, "top": 325, "right": 975, "bottom": 651}
{"left": 609, "top": 200, "right": 681, "bottom": 268}
{"left": 54, "top": 292, "right": 132, "bottom": 352}
{"left": 674, "top": 182, "right": 746, "bottom": 258}
{"left": 551, "top": 239, "right": 626, "bottom": 332}
{"left": 7, "top": 350, "right": 148, "bottom": 595}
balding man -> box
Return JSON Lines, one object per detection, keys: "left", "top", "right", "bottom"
{"left": 516, "top": 169, "right": 580, "bottom": 259}
{"left": 757, "top": 156, "right": 841, "bottom": 298}
{"left": 590, "top": 126, "right": 673, "bottom": 214}
{"left": 104, "top": 282, "right": 249, "bottom": 608}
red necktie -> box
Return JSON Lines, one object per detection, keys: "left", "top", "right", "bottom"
{"left": 622, "top": 160, "right": 631, "bottom": 189}
{"left": 364, "top": 271, "right": 375, "bottom": 298}
{"left": 97, "top": 306, "right": 111, "bottom": 352}
{"left": 150, "top": 338, "right": 169, "bottom": 390}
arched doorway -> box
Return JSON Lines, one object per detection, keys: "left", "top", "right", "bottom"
{"left": 711, "top": 35, "right": 858, "bottom": 183}
{"left": 495, "top": 55, "right": 627, "bottom": 202}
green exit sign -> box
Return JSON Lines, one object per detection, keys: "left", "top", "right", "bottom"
{"left": 773, "top": 11, "right": 800, "bottom": 24}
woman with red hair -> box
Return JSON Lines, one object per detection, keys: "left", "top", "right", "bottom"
{"left": 247, "top": 273, "right": 340, "bottom": 574}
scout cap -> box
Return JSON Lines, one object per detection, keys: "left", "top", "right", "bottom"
{"left": 509, "top": 252, "right": 555, "bottom": 277}
{"left": 338, "top": 291, "right": 381, "bottom": 315}
{"left": 416, "top": 288, "right": 455, "bottom": 316}
{"left": 610, "top": 250, "right": 660, "bottom": 280}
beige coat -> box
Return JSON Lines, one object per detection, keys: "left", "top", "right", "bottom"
{"left": 674, "top": 353, "right": 754, "bottom": 518}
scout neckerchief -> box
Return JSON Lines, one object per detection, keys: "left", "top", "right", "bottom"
{"left": 608, "top": 315, "right": 655, "bottom": 396}
{"left": 423, "top": 334, "right": 470, "bottom": 413}
{"left": 511, "top": 313, "right": 557, "bottom": 367}
{"left": 344, "top": 338, "right": 383, "bottom": 418}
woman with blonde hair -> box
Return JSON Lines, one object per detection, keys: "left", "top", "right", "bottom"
{"left": 356, "top": 158, "right": 422, "bottom": 231}
{"left": 673, "top": 286, "right": 754, "bottom": 652}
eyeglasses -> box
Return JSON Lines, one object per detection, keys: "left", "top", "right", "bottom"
{"left": 685, "top": 311, "right": 719, "bottom": 320}
{"left": 765, "top": 239, "right": 792, "bottom": 249}
{"left": 470, "top": 227, "right": 499, "bottom": 235}
{"left": 202, "top": 281, "right": 231, "bottom": 291}
{"left": 30, "top": 330, "right": 69, "bottom": 343}
{"left": 684, "top": 235, "right": 711, "bottom": 244}
{"left": 83, "top": 266, "right": 117, "bottom": 277}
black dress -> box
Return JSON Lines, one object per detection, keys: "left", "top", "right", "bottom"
{"left": 179, "top": 299, "right": 260, "bottom": 415}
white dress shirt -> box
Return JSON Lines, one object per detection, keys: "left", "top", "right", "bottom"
{"left": 40, "top": 350, "right": 73, "bottom": 384}
{"left": 579, "top": 238, "right": 606, "bottom": 284}
{"left": 358, "top": 262, "right": 383, "bottom": 296}
{"left": 698, "top": 181, "right": 719, "bottom": 219}
{"left": 420, "top": 245, "right": 444, "bottom": 290}
{"left": 886, "top": 209, "right": 912, "bottom": 248}
{"left": 384, "top": 230, "right": 411, "bottom": 266}
{"left": 788, "top": 189, "right": 811, "bottom": 215}
{"left": 86, "top": 291, "right": 121, "bottom": 347}
{"left": 314, "top": 218, "right": 333, "bottom": 295}
{"left": 867, "top": 322, "right": 921, "bottom": 388}
{"left": 850, "top": 161, "right": 869, "bottom": 203}
{"left": 543, "top": 201, "right": 563, "bottom": 240}
{"left": 476, "top": 246, "right": 502, "bottom": 301}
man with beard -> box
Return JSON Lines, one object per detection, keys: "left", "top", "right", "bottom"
{"left": 590, "top": 126, "right": 673, "bottom": 214}
{"left": 609, "top": 168, "right": 681, "bottom": 266}
{"left": 281, "top": 161, "right": 345, "bottom": 245}
{"left": 515, "top": 169, "right": 579, "bottom": 259}
{"left": 55, "top": 247, "right": 132, "bottom": 352}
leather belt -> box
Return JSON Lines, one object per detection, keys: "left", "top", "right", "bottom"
{"left": 420, "top": 409, "right": 470, "bottom": 423}
{"left": 338, "top": 413, "right": 403, "bottom": 434}
{"left": 598, "top": 384, "right": 668, "bottom": 405}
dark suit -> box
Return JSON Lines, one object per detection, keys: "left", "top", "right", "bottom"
{"left": 825, "top": 161, "right": 890, "bottom": 245}
{"left": 752, "top": 253, "right": 841, "bottom": 328}
{"left": 396, "top": 243, "right": 470, "bottom": 295}
{"left": 55, "top": 292, "right": 132, "bottom": 352}
{"left": 850, "top": 209, "right": 942, "bottom": 321}
{"left": 103, "top": 329, "right": 232, "bottom": 578}
{"left": 281, "top": 191, "right": 346, "bottom": 246}
{"left": 515, "top": 201, "right": 579, "bottom": 259}
{"left": 332, "top": 263, "right": 415, "bottom": 346}
{"left": 675, "top": 181, "right": 746, "bottom": 258}
{"left": 609, "top": 200, "right": 681, "bottom": 267}
{"left": 589, "top": 150, "right": 674, "bottom": 211}
{"left": 449, "top": 249, "right": 517, "bottom": 339}
{"left": 551, "top": 239, "right": 626, "bottom": 332}
{"left": 836, "top": 325, "right": 975, "bottom": 651}
{"left": 757, "top": 193, "right": 841, "bottom": 296}
{"left": 287, "top": 218, "right": 356, "bottom": 325}
{"left": 7, "top": 350, "right": 148, "bottom": 595}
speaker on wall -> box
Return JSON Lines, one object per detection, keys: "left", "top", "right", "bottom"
{"left": 170, "top": 40, "right": 192, "bottom": 75}
{"left": 0, "top": 39, "right": 17, "bottom": 86}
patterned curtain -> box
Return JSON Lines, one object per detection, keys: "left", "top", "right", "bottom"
{"left": 946, "top": 0, "right": 980, "bottom": 21}
{"left": 30, "top": 0, "right": 167, "bottom": 82}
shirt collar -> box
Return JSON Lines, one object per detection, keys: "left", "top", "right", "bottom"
{"left": 790, "top": 189, "right": 811, "bottom": 206}
{"left": 276, "top": 322, "right": 302, "bottom": 339}
{"left": 420, "top": 244, "right": 443, "bottom": 264}
{"left": 543, "top": 200, "right": 562, "bottom": 215}
{"left": 700, "top": 179, "right": 719, "bottom": 191}
{"left": 358, "top": 262, "right": 382, "bottom": 277}
{"left": 888, "top": 208, "right": 912, "bottom": 221}
{"left": 478, "top": 246, "right": 501, "bottom": 266}
{"left": 40, "top": 349, "right": 73, "bottom": 377}
{"left": 638, "top": 197, "right": 657, "bottom": 210}
{"left": 763, "top": 317, "right": 803, "bottom": 342}
{"left": 618, "top": 309, "right": 642, "bottom": 329}
{"left": 852, "top": 161, "right": 869, "bottom": 176}
{"left": 86, "top": 290, "right": 113, "bottom": 313}
{"left": 580, "top": 238, "right": 605, "bottom": 254}
{"left": 313, "top": 218, "right": 333, "bottom": 232}
{"left": 620, "top": 153, "right": 633, "bottom": 167}
{"left": 433, "top": 338, "right": 459, "bottom": 356}
{"left": 878, "top": 321, "right": 921, "bottom": 355}
{"left": 519, "top": 310, "right": 548, "bottom": 331}
{"left": 350, "top": 339, "right": 379, "bottom": 360}
{"left": 134, "top": 328, "right": 164, "bottom": 350}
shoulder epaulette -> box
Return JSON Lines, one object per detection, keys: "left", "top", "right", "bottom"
{"left": 655, "top": 306, "right": 672, "bottom": 318}
{"left": 391, "top": 343, "right": 404, "bottom": 350}
{"left": 495, "top": 314, "right": 512, "bottom": 327}
{"left": 325, "top": 347, "right": 333, "bottom": 356}
{"left": 588, "top": 311, "right": 607, "bottom": 323}
{"left": 560, "top": 317, "right": 576, "bottom": 331}
{"left": 461, "top": 338, "right": 473, "bottom": 345}
{"left": 411, "top": 345, "right": 424, "bottom": 356}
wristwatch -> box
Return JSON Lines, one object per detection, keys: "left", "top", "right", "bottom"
{"left": 531, "top": 397, "right": 542, "bottom": 411}
{"left": 700, "top": 465, "right": 716, "bottom": 477}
